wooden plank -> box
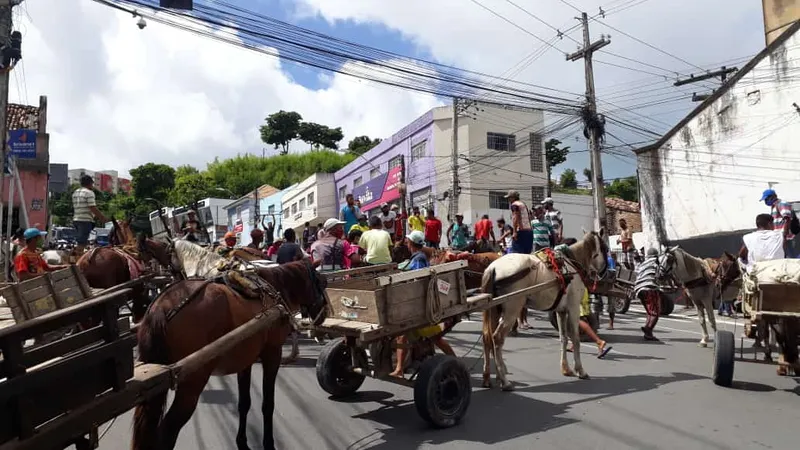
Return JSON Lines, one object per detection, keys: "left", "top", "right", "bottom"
{"left": 71, "top": 265, "right": 93, "bottom": 299}
{"left": 51, "top": 275, "right": 79, "bottom": 292}
{"left": 16, "top": 277, "right": 50, "bottom": 292}
{"left": 376, "top": 261, "right": 467, "bottom": 287}
{"left": 9, "top": 285, "right": 30, "bottom": 321}
{"left": 26, "top": 295, "right": 58, "bottom": 319}
{"left": 326, "top": 288, "right": 382, "bottom": 324}
{"left": 49, "top": 268, "right": 76, "bottom": 283}
{"left": 323, "top": 264, "right": 396, "bottom": 282}
{"left": 54, "top": 286, "right": 87, "bottom": 308}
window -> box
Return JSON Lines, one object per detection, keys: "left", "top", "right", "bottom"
{"left": 353, "top": 176, "right": 362, "bottom": 188}
{"left": 299, "top": 198, "right": 306, "bottom": 211}
{"left": 338, "top": 186, "right": 347, "bottom": 200}
{"left": 411, "top": 187, "right": 432, "bottom": 215}
{"left": 411, "top": 141, "right": 426, "bottom": 162}
{"left": 307, "top": 192, "right": 314, "bottom": 205}
{"left": 487, "top": 132, "right": 516, "bottom": 151}
{"left": 388, "top": 155, "right": 402, "bottom": 170}
{"left": 291, "top": 203, "right": 298, "bottom": 215}
{"left": 283, "top": 208, "right": 289, "bottom": 219}
{"left": 529, "top": 132, "right": 544, "bottom": 172}
{"left": 370, "top": 168, "right": 380, "bottom": 179}
{"left": 267, "top": 205, "right": 275, "bottom": 214}
{"left": 531, "top": 186, "right": 545, "bottom": 205}
{"left": 489, "top": 191, "right": 510, "bottom": 210}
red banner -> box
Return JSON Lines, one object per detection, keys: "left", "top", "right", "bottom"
{"left": 118, "top": 178, "right": 132, "bottom": 194}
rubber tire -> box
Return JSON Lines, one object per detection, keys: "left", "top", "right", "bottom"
{"left": 660, "top": 293, "right": 675, "bottom": 316}
{"left": 614, "top": 294, "right": 631, "bottom": 315}
{"left": 316, "top": 337, "right": 366, "bottom": 398}
{"left": 712, "top": 330, "right": 735, "bottom": 387}
{"left": 414, "top": 354, "right": 472, "bottom": 428}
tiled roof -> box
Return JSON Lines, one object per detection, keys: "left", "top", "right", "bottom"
{"left": 605, "top": 197, "right": 640, "bottom": 213}
{"left": 7, "top": 103, "right": 39, "bottom": 130}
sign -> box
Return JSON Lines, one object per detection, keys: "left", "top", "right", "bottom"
{"left": 352, "top": 166, "right": 403, "bottom": 211}
{"left": 30, "top": 199, "right": 44, "bottom": 211}
{"left": 437, "top": 279, "right": 451, "bottom": 296}
{"left": 7, "top": 129, "right": 37, "bottom": 159}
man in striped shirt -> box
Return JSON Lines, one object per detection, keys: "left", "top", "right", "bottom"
{"left": 634, "top": 248, "right": 662, "bottom": 341}
{"left": 760, "top": 189, "right": 796, "bottom": 257}
{"left": 531, "top": 205, "right": 555, "bottom": 251}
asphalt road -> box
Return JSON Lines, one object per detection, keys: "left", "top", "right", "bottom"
{"left": 100, "top": 306, "right": 799, "bottom": 450}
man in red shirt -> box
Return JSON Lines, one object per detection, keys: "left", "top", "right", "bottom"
{"left": 424, "top": 209, "right": 442, "bottom": 249}
{"left": 14, "top": 228, "right": 68, "bottom": 281}
{"left": 473, "top": 214, "right": 496, "bottom": 251}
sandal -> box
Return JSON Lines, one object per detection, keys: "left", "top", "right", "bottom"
{"left": 597, "top": 344, "right": 612, "bottom": 359}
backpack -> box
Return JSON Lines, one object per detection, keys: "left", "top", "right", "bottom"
{"left": 791, "top": 211, "right": 800, "bottom": 235}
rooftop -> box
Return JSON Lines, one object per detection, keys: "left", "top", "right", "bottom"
{"left": 606, "top": 197, "right": 640, "bottom": 213}
{"left": 7, "top": 103, "right": 39, "bottom": 130}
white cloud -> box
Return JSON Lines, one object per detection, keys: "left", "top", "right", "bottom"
{"left": 12, "top": 0, "right": 440, "bottom": 177}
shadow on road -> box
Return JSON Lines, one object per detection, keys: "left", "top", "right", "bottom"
{"left": 346, "top": 372, "right": 702, "bottom": 449}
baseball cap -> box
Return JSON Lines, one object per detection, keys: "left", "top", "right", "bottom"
{"left": 23, "top": 228, "right": 46, "bottom": 240}
{"left": 759, "top": 189, "right": 776, "bottom": 201}
{"left": 381, "top": 202, "right": 389, "bottom": 208}
{"left": 406, "top": 230, "right": 425, "bottom": 245}
{"left": 504, "top": 190, "right": 520, "bottom": 199}
{"left": 224, "top": 231, "right": 236, "bottom": 239}
{"left": 323, "top": 218, "right": 345, "bottom": 231}
{"left": 542, "top": 197, "right": 554, "bottom": 204}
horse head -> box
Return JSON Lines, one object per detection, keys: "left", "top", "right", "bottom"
{"left": 574, "top": 228, "right": 609, "bottom": 280}
{"left": 136, "top": 233, "right": 180, "bottom": 276}
{"left": 391, "top": 239, "right": 412, "bottom": 263}
{"left": 257, "top": 259, "right": 328, "bottom": 327}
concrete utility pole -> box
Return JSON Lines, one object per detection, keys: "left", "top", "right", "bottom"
{"left": 399, "top": 155, "right": 406, "bottom": 236}
{"left": 674, "top": 66, "right": 738, "bottom": 86}
{"left": 449, "top": 97, "right": 459, "bottom": 224}
{"left": 0, "top": 1, "right": 14, "bottom": 281}
{"left": 567, "top": 12, "right": 610, "bottom": 234}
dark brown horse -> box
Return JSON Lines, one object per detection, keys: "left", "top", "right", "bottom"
{"left": 131, "top": 260, "right": 328, "bottom": 450}
{"left": 77, "top": 220, "right": 175, "bottom": 321}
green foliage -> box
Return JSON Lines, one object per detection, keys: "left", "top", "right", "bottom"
{"left": 297, "top": 122, "right": 344, "bottom": 151}
{"left": 205, "top": 151, "right": 355, "bottom": 197}
{"left": 553, "top": 186, "right": 591, "bottom": 196}
{"left": 259, "top": 110, "right": 303, "bottom": 155}
{"left": 606, "top": 176, "right": 639, "bottom": 202}
{"left": 545, "top": 138, "right": 570, "bottom": 172}
{"left": 559, "top": 168, "right": 578, "bottom": 189}
{"left": 169, "top": 170, "right": 216, "bottom": 207}
{"left": 583, "top": 167, "right": 592, "bottom": 181}
{"left": 130, "top": 163, "right": 175, "bottom": 203}
{"left": 347, "top": 135, "right": 382, "bottom": 155}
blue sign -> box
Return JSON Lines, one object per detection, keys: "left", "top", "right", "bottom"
{"left": 8, "top": 129, "right": 37, "bottom": 159}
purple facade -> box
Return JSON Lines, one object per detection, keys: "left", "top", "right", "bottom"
{"left": 335, "top": 110, "right": 436, "bottom": 215}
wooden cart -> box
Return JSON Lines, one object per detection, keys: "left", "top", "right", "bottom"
{"left": 310, "top": 261, "right": 558, "bottom": 428}
{"left": 712, "top": 277, "right": 800, "bottom": 387}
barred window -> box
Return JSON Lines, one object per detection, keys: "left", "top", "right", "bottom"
{"left": 531, "top": 186, "right": 545, "bottom": 205}
{"left": 529, "top": 132, "right": 544, "bottom": 172}
{"left": 338, "top": 186, "right": 347, "bottom": 200}
{"left": 489, "top": 191, "right": 510, "bottom": 210}
{"left": 388, "top": 155, "right": 403, "bottom": 170}
{"left": 487, "top": 132, "right": 516, "bottom": 151}
{"left": 411, "top": 141, "right": 426, "bottom": 162}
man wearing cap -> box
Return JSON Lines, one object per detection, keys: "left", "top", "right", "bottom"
{"left": 760, "top": 188, "right": 797, "bottom": 257}
{"left": 72, "top": 175, "right": 108, "bottom": 260}
{"left": 634, "top": 248, "right": 662, "bottom": 341}
{"left": 542, "top": 197, "right": 563, "bottom": 244}
{"left": 448, "top": 214, "right": 469, "bottom": 251}
{"left": 310, "top": 218, "right": 362, "bottom": 271}
{"left": 505, "top": 190, "right": 533, "bottom": 254}
{"left": 339, "top": 194, "right": 361, "bottom": 236}
{"left": 14, "top": 228, "right": 68, "bottom": 281}
{"left": 218, "top": 231, "right": 238, "bottom": 257}
{"left": 404, "top": 230, "right": 429, "bottom": 270}
{"left": 350, "top": 214, "right": 370, "bottom": 234}
{"left": 379, "top": 203, "right": 398, "bottom": 240}
{"left": 181, "top": 210, "right": 202, "bottom": 243}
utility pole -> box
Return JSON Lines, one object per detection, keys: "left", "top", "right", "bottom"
{"left": 567, "top": 12, "right": 610, "bottom": 234}
{"left": 0, "top": 1, "right": 14, "bottom": 281}
{"left": 399, "top": 155, "right": 406, "bottom": 236}
{"left": 448, "top": 97, "right": 459, "bottom": 225}
{"left": 674, "top": 66, "right": 737, "bottom": 86}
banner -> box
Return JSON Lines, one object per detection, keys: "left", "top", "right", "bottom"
{"left": 8, "top": 129, "right": 36, "bottom": 159}
{"left": 352, "top": 165, "right": 403, "bottom": 211}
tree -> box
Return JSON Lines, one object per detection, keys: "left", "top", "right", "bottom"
{"left": 606, "top": 176, "right": 639, "bottom": 202}
{"left": 545, "top": 138, "right": 570, "bottom": 195}
{"left": 583, "top": 167, "right": 592, "bottom": 181}
{"left": 559, "top": 168, "right": 578, "bottom": 189}
{"left": 297, "top": 122, "right": 345, "bottom": 151}
{"left": 347, "top": 135, "right": 382, "bottom": 155}
{"left": 259, "top": 110, "right": 303, "bottom": 155}
{"left": 130, "top": 163, "right": 176, "bottom": 204}
{"left": 169, "top": 171, "right": 215, "bottom": 207}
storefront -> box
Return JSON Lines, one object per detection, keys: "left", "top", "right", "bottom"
{"left": 352, "top": 166, "right": 403, "bottom": 216}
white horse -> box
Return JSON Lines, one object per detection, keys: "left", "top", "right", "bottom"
{"left": 480, "top": 230, "right": 609, "bottom": 390}
{"left": 660, "top": 246, "right": 720, "bottom": 347}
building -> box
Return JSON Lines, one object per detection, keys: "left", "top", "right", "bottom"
{"left": 635, "top": 21, "right": 800, "bottom": 256}
{"left": 550, "top": 193, "right": 644, "bottom": 252}
{"left": 4, "top": 96, "right": 50, "bottom": 230}
{"left": 67, "top": 168, "right": 131, "bottom": 194}
{"left": 259, "top": 183, "right": 297, "bottom": 235}
{"left": 281, "top": 173, "right": 336, "bottom": 236}
{"left": 763, "top": 0, "right": 800, "bottom": 45}
{"left": 48, "top": 163, "right": 69, "bottom": 194}
{"left": 222, "top": 185, "right": 279, "bottom": 246}
{"left": 149, "top": 197, "right": 232, "bottom": 242}
{"left": 334, "top": 102, "right": 548, "bottom": 226}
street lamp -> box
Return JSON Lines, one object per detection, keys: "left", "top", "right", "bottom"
{"left": 214, "top": 187, "right": 236, "bottom": 199}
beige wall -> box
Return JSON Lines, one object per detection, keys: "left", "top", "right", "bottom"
{"left": 764, "top": 0, "right": 800, "bottom": 44}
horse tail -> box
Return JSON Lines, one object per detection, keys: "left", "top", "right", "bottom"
{"left": 132, "top": 304, "right": 170, "bottom": 450}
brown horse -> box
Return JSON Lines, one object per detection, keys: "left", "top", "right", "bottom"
{"left": 77, "top": 220, "right": 175, "bottom": 321}
{"left": 132, "top": 260, "right": 328, "bottom": 450}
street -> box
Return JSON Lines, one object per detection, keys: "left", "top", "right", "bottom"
{"left": 100, "top": 307, "right": 799, "bottom": 450}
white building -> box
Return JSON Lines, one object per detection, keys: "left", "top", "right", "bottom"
{"left": 281, "top": 173, "right": 337, "bottom": 236}
{"left": 635, "top": 21, "right": 800, "bottom": 256}
{"left": 432, "top": 102, "right": 549, "bottom": 224}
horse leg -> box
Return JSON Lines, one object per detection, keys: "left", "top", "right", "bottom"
{"left": 492, "top": 302, "right": 519, "bottom": 391}
{"left": 568, "top": 296, "right": 589, "bottom": 379}
{"left": 281, "top": 331, "right": 299, "bottom": 365}
{"left": 236, "top": 367, "right": 253, "bottom": 450}
{"left": 555, "top": 309, "right": 574, "bottom": 377}
{"left": 704, "top": 289, "right": 718, "bottom": 343}
{"left": 689, "top": 292, "right": 710, "bottom": 347}
{"left": 481, "top": 308, "right": 499, "bottom": 388}
{"left": 156, "top": 372, "right": 210, "bottom": 449}
{"left": 260, "top": 344, "right": 283, "bottom": 450}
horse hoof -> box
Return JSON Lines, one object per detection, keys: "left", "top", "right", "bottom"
{"left": 698, "top": 341, "right": 708, "bottom": 348}
{"left": 482, "top": 377, "right": 492, "bottom": 388}
{"left": 281, "top": 356, "right": 297, "bottom": 365}
{"left": 501, "top": 383, "right": 514, "bottom": 391}
{"left": 578, "top": 372, "right": 590, "bottom": 380}
{"left": 561, "top": 369, "right": 575, "bottom": 377}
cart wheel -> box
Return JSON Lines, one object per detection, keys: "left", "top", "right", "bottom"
{"left": 712, "top": 330, "right": 735, "bottom": 387}
{"left": 414, "top": 354, "right": 471, "bottom": 428}
{"left": 316, "top": 338, "right": 366, "bottom": 398}
{"left": 660, "top": 293, "right": 675, "bottom": 316}
{"left": 614, "top": 293, "right": 631, "bottom": 315}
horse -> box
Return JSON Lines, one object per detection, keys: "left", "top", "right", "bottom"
{"left": 479, "top": 230, "right": 609, "bottom": 389}
{"left": 660, "top": 246, "right": 737, "bottom": 347}
{"left": 132, "top": 244, "right": 328, "bottom": 450}
{"left": 42, "top": 249, "right": 68, "bottom": 266}
{"left": 77, "top": 220, "right": 174, "bottom": 321}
